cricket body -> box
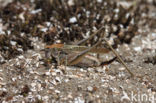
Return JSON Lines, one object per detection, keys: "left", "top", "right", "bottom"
{"left": 46, "top": 26, "right": 134, "bottom": 77}
{"left": 46, "top": 41, "right": 109, "bottom": 66}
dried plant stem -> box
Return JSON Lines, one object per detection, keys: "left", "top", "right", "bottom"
{"left": 103, "top": 38, "right": 134, "bottom": 77}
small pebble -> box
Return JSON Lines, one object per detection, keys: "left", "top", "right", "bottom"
{"left": 69, "top": 17, "right": 77, "bottom": 23}
{"left": 87, "top": 86, "right": 93, "bottom": 92}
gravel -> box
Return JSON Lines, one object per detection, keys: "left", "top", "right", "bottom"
{"left": 0, "top": 0, "right": 156, "bottom": 103}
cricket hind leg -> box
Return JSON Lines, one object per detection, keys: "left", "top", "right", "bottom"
{"left": 68, "top": 39, "right": 102, "bottom": 65}
{"left": 100, "top": 56, "right": 117, "bottom": 66}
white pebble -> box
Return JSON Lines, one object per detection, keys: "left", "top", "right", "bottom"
{"left": 40, "top": 28, "right": 48, "bottom": 32}
{"left": 114, "top": 8, "right": 119, "bottom": 13}
{"left": 17, "top": 48, "right": 23, "bottom": 52}
{"left": 69, "top": 17, "right": 77, "bottom": 23}
{"left": 74, "top": 97, "right": 85, "bottom": 103}
{"left": 19, "top": 12, "right": 25, "bottom": 21}
{"left": 30, "top": 9, "right": 42, "bottom": 14}
{"left": 31, "top": 83, "right": 36, "bottom": 87}
{"left": 55, "top": 90, "right": 60, "bottom": 94}
{"left": 10, "top": 41, "right": 17, "bottom": 46}
{"left": 18, "top": 55, "right": 24, "bottom": 59}
{"left": 87, "top": 86, "right": 93, "bottom": 92}
{"left": 55, "top": 77, "right": 61, "bottom": 82}
{"left": 12, "top": 77, "right": 16, "bottom": 81}
{"left": 45, "top": 22, "right": 51, "bottom": 27}
{"left": 45, "top": 72, "right": 50, "bottom": 76}
{"left": 68, "top": 0, "right": 74, "bottom": 6}
{"left": 118, "top": 67, "right": 125, "bottom": 71}
{"left": 152, "top": 33, "right": 156, "bottom": 37}
{"left": 97, "top": 0, "right": 102, "bottom": 3}
{"left": 134, "top": 47, "right": 142, "bottom": 52}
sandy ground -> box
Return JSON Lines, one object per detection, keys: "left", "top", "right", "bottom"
{"left": 0, "top": 0, "right": 156, "bottom": 103}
